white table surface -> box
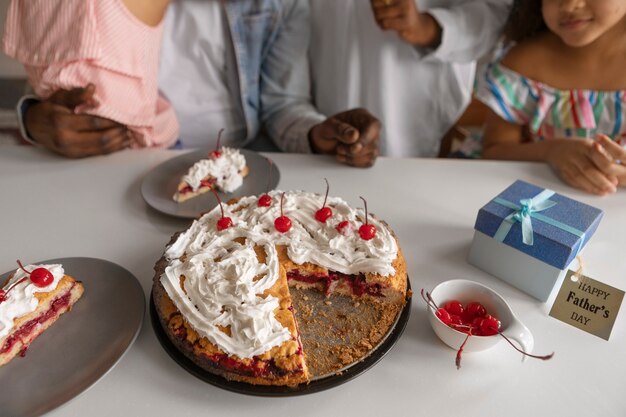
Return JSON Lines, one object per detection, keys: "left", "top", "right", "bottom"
{"left": 1, "top": 145, "right": 624, "bottom": 417}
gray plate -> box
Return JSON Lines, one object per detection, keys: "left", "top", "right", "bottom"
{"left": 0, "top": 257, "right": 145, "bottom": 417}
{"left": 141, "top": 149, "right": 280, "bottom": 219}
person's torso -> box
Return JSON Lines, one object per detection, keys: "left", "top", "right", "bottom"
{"left": 159, "top": 0, "right": 247, "bottom": 148}
{"left": 159, "top": 0, "right": 289, "bottom": 149}
{"left": 309, "top": 0, "right": 475, "bottom": 157}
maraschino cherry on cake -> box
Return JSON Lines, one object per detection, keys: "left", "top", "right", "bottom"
{"left": 0, "top": 262, "right": 84, "bottom": 366}
{"left": 173, "top": 130, "right": 249, "bottom": 203}
{"left": 153, "top": 188, "right": 408, "bottom": 386}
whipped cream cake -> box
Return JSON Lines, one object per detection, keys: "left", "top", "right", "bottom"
{"left": 173, "top": 147, "right": 249, "bottom": 203}
{"left": 0, "top": 263, "right": 84, "bottom": 366}
{"left": 153, "top": 190, "right": 408, "bottom": 386}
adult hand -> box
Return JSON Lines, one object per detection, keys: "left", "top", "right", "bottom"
{"left": 309, "top": 108, "right": 381, "bottom": 168}
{"left": 24, "top": 84, "right": 132, "bottom": 158}
{"left": 546, "top": 138, "right": 617, "bottom": 195}
{"left": 370, "top": 0, "right": 442, "bottom": 48}
{"left": 588, "top": 134, "right": 626, "bottom": 187}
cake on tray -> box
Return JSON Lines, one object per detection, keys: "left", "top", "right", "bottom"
{"left": 153, "top": 190, "right": 409, "bottom": 386}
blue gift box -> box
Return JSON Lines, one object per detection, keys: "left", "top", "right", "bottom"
{"left": 468, "top": 180, "right": 603, "bottom": 301}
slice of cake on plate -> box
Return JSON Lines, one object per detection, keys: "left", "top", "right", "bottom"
{"left": 173, "top": 147, "right": 248, "bottom": 203}
{"left": 0, "top": 262, "right": 84, "bottom": 366}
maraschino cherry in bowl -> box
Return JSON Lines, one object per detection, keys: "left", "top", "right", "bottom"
{"left": 426, "top": 279, "right": 534, "bottom": 356}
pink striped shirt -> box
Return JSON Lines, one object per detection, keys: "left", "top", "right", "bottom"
{"left": 2, "top": 0, "right": 179, "bottom": 148}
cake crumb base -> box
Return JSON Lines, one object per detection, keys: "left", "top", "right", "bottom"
{"left": 291, "top": 288, "right": 403, "bottom": 377}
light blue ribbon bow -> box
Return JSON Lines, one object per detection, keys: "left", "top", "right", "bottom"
{"left": 493, "top": 188, "right": 585, "bottom": 247}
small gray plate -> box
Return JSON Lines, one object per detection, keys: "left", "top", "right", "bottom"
{"left": 141, "top": 149, "right": 280, "bottom": 219}
{"left": 0, "top": 257, "right": 145, "bottom": 417}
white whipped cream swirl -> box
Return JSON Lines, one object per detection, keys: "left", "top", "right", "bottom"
{"left": 161, "top": 191, "right": 398, "bottom": 358}
{"left": 180, "top": 147, "right": 246, "bottom": 193}
{"left": 0, "top": 264, "right": 65, "bottom": 341}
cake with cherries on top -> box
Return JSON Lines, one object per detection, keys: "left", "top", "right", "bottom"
{"left": 0, "top": 263, "right": 84, "bottom": 366}
{"left": 152, "top": 190, "right": 408, "bottom": 386}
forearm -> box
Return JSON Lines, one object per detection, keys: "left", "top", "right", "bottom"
{"left": 260, "top": 0, "right": 325, "bottom": 153}
{"left": 482, "top": 140, "right": 553, "bottom": 162}
{"left": 266, "top": 105, "right": 326, "bottom": 153}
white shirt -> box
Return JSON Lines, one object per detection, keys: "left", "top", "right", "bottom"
{"left": 159, "top": 0, "right": 246, "bottom": 148}
{"left": 310, "top": 0, "right": 509, "bottom": 157}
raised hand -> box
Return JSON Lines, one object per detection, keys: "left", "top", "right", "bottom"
{"left": 546, "top": 138, "right": 617, "bottom": 195}
{"left": 370, "top": 0, "right": 442, "bottom": 47}
{"left": 25, "top": 84, "right": 132, "bottom": 158}
{"left": 309, "top": 108, "right": 381, "bottom": 168}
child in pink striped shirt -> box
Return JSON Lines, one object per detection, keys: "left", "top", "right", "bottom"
{"left": 2, "top": 0, "right": 179, "bottom": 150}
{"left": 477, "top": 0, "right": 626, "bottom": 195}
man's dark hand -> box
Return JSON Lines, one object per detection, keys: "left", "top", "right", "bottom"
{"left": 370, "top": 0, "right": 442, "bottom": 48}
{"left": 309, "top": 108, "right": 381, "bottom": 168}
{"left": 24, "top": 84, "right": 132, "bottom": 158}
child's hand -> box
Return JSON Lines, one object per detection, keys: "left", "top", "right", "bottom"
{"left": 546, "top": 138, "right": 617, "bottom": 195}
{"left": 588, "top": 134, "right": 626, "bottom": 187}
{"left": 25, "top": 84, "right": 132, "bottom": 158}
{"left": 309, "top": 108, "right": 380, "bottom": 168}
{"left": 370, "top": 0, "right": 441, "bottom": 48}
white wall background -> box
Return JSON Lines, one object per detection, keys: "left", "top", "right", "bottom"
{"left": 0, "top": 0, "right": 26, "bottom": 78}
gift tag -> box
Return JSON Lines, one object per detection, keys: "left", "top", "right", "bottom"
{"left": 549, "top": 270, "right": 624, "bottom": 340}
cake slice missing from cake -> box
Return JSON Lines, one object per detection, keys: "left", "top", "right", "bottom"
{"left": 0, "top": 263, "right": 84, "bottom": 366}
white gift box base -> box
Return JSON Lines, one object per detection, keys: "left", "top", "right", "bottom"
{"left": 468, "top": 230, "right": 571, "bottom": 302}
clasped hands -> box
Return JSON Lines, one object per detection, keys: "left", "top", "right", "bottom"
{"left": 25, "top": 84, "right": 383, "bottom": 167}
{"left": 547, "top": 135, "right": 626, "bottom": 195}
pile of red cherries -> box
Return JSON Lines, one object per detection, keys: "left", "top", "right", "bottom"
{"left": 421, "top": 289, "right": 554, "bottom": 369}
{"left": 435, "top": 299, "right": 501, "bottom": 336}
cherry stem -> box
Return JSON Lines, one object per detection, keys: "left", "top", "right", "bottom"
{"left": 265, "top": 158, "right": 273, "bottom": 193}
{"left": 212, "top": 190, "right": 225, "bottom": 218}
{"left": 456, "top": 333, "right": 471, "bottom": 370}
{"left": 215, "top": 128, "right": 224, "bottom": 151}
{"left": 497, "top": 332, "right": 554, "bottom": 361}
{"left": 420, "top": 289, "right": 440, "bottom": 311}
{"left": 359, "top": 196, "right": 369, "bottom": 225}
{"left": 280, "top": 192, "right": 285, "bottom": 216}
{"left": 322, "top": 178, "right": 329, "bottom": 207}
{"left": 16, "top": 260, "right": 31, "bottom": 275}
{"left": 4, "top": 277, "right": 28, "bottom": 296}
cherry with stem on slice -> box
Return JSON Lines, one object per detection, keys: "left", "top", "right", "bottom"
{"left": 209, "top": 128, "right": 225, "bottom": 159}
{"left": 212, "top": 190, "right": 233, "bottom": 231}
{"left": 315, "top": 178, "right": 333, "bottom": 223}
{"left": 358, "top": 196, "right": 376, "bottom": 240}
{"left": 258, "top": 158, "right": 274, "bottom": 207}
{"left": 17, "top": 260, "right": 53, "bottom": 288}
{"left": 274, "top": 192, "right": 292, "bottom": 233}
{"left": 1, "top": 261, "right": 54, "bottom": 304}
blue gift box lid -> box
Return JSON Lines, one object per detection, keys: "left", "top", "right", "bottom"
{"left": 474, "top": 180, "right": 604, "bottom": 269}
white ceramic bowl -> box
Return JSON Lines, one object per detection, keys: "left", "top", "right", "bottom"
{"left": 427, "top": 279, "right": 534, "bottom": 356}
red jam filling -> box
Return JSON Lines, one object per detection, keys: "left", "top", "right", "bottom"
{"left": 0, "top": 289, "right": 74, "bottom": 355}
{"left": 171, "top": 323, "right": 304, "bottom": 378}
{"left": 179, "top": 177, "right": 216, "bottom": 195}
{"left": 286, "top": 270, "right": 384, "bottom": 297}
